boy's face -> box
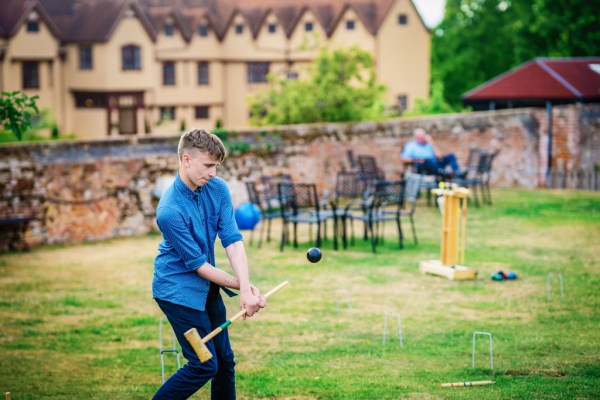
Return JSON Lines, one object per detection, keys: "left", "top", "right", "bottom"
{"left": 182, "top": 149, "right": 220, "bottom": 189}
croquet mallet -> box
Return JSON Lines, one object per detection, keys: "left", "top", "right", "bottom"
{"left": 184, "top": 280, "right": 289, "bottom": 363}
{"left": 441, "top": 380, "right": 495, "bottom": 388}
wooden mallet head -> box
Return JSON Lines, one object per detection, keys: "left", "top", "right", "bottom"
{"left": 184, "top": 281, "right": 289, "bottom": 363}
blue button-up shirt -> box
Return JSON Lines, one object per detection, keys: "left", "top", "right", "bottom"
{"left": 152, "top": 174, "right": 242, "bottom": 311}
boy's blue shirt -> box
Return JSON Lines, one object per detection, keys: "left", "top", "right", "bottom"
{"left": 152, "top": 174, "right": 242, "bottom": 311}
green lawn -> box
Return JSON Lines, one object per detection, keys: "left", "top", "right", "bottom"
{"left": 1, "top": 188, "right": 599, "bottom": 399}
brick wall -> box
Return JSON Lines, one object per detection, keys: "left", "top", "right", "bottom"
{"left": 1, "top": 104, "right": 598, "bottom": 250}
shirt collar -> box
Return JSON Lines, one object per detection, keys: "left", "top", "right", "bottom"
{"left": 174, "top": 173, "right": 199, "bottom": 200}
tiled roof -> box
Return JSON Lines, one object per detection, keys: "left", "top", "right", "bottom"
{"left": 2, "top": 0, "right": 424, "bottom": 42}
{"left": 0, "top": 0, "right": 60, "bottom": 39}
{"left": 463, "top": 58, "right": 600, "bottom": 101}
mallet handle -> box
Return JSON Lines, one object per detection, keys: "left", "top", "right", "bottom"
{"left": 441, "top": 380, "right": 495, "bottom": 387}
{"left": 201, "top": 281, "right": 289, "bottom": 343}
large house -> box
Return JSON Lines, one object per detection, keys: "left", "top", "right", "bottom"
{"left": 0, "top": 0, "right": 431, "bottom": 138}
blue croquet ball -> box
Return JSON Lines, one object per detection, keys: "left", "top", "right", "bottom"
{"left": 307, "top": 247, "right": 322, "bottom": 263}
{"left": 506, "top": 271, "right": 517, "bottom": 280}
{"left": 234, "top": 202, "right": 261, "bottom": 230}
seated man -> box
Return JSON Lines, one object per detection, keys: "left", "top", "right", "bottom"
{"left": 401, "top": 128, "right": 463, "bottom": 179}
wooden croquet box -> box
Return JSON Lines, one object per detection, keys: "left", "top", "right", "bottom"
{"left": 419, "top": 260, "right": 478, "bottom": 280}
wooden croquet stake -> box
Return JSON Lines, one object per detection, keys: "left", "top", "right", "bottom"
{"left": 185, "top": 281, "right": 289, "bottom": 362}
{"left": 441, "top": 380, "right": 495, "bottom": 387}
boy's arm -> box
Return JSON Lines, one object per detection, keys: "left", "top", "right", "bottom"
{"left": 224, "top": 240, "right": 263, "bottom": 317}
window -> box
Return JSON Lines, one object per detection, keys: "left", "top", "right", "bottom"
{"left": 346, "top": 20, "right": 355, "bottom": 30}
{"left": 247, "top": 62, "right": 269, "bottom": 83}
{"left": 164, "top": 25, "right": 174, "bottom": 36}
{"left": 122, "top": 45, "right": 141, "bottom": 70}
{"left": 74, "top": 92, "right": 107, "bottom": 108}
{"left": 22, "top": 62, "right": 39, "bottom": 89}
{"left": 160, "top": 106, "right": 175, "bottom": 121}
{"left": 79, "top": 46, "right": 93, "bottom": 70}
{"left": 26, "top": 21, "right": 39, "bottom": 32}
{"left": 163, "top": 61, "right": 175, "bottom": 85}
{"left": 305, "top": 22, "right": 313, "bottom": 32}
{"left": 197, "top": 62, "right": 209, "bottom": 85}
{"left": 268, "top": 23, "right": 276, "bottom": 33}
{"left": 195, "top": 106, "right": 209, "bottom": 119}
{"left": 397, "top": 95, "right": 408, "bottom": 111}
{"left": 235, "top": 24, "right": 244, "bottom": 34}
{"left": 198, "top": 26, "right": 209, "bottom": 37}
{"left": 398, "top": 14, "right": 408, "bottom": 25}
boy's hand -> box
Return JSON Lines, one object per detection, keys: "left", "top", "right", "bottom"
{"left": 240, "top": 286, "right": 263, "bottom": 319}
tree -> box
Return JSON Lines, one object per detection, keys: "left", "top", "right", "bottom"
{"left": 0, "top": 91, "right": 39, "bottom": 141}
{"left": 248, "top": 46, "right": 387, "bottom": 126}
{"left": 512, "top": 0, "right": 600, "bottom": 59}
{"left": 403, "top": 79, "right": 458, "bottom": 116}
{"left": 432, "top": 0, "right": 600, "bottom": 107}
{"left": 432, "top": 0, "right": 518, "bottom": 108}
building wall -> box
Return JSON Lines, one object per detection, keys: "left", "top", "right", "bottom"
{"left": 377, "top": 0, "right": 431, "bottom": 109}
{"left": 2, "top": 19, "right": 62, "bottom": 123}
{"left": 1, "top": 104, "right": 598, "bottom": 250}
{"left": 0, "top": 0, "right": 431, "bottom": 138}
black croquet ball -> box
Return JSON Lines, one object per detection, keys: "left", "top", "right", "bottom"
{"left": 306, "top": 247, "right": 322, "bottom": 263}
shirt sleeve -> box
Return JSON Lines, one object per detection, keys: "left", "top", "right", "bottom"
{"left": 215, "top": 180, "right": 243, "bottom": 248}
{"left": 156, "top": 205, "right": 207, "bottom": 271}
{"left": 401, "top": 141, "right": 415, "bottom": 158}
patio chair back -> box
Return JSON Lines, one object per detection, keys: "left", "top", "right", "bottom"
{"left": 403, "top": 172, "right": 423, "bottom": 214}
{"left": 278, "top": 182, "right": 322, "bottom": 217}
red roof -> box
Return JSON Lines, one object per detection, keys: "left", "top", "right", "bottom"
{"left": 463, "top": 58, "right": 600, "bottom": 101}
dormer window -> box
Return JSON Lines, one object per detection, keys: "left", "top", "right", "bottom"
{"left": 198, "top": 26, "right": 209, "bottom": 37}
{"left": 268, "top": 23, "right": 276, "bottom": 33}
{"left": 27, "top": 21, "right": 39, "bottom": 32}
{"left": 164, "top": 25, "right": 174, "bottom": 36}
{"left": 305, "top": 22, "right": 313, "bottom": 32}
{"left": 235, "top": 24, "right": 244, "bottom": 34}
{"left": 398, "top": 14, "right": 408, "bottom": 25}
{"left": 346, "top": 20, "right": 355, "bottom": 30}
{"left": 27, "top": 11, "right": 39, "bottom": 32}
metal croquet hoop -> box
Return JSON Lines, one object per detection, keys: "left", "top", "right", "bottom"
{"left": 382, "top": 312, "right": 403, "bottom": 347}
{"left": 159, "top": 316, "right": 181, "bottom": 383}
{"left": 335, "top": 289, "right": 352, "bottom": 315}
{"left": 472, "top": 331, "right": 493, "bottom": 370}
{"left": 547, "top": 273, "right": 564, "bottom": 301}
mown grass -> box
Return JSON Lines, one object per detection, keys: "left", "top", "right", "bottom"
{"left": 1, "top": 188, "right": 599, "bottom": 399}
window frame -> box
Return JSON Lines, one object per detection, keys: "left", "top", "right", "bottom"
{"left": 247, "top": 62, "right": 270, "bottom": 83}
{"left": 79, "top": 45, "right": 93, "bottom": 70}
{"left": 26, "top": 20, "right": 39, "bottom": 32}
{"left": 197, "top": 62, "right": 209, "bottom": 85}
{"left": 22, "top": 61, "right": 40, "bottom": 89}
{"left": 198, "top": 25, "right": 209, "bottom": 37}
{"left": 160, "top": 106, "right": 176, "bottom": 121}
{"left": 121, "top": 45, "right": 141, "bottom": 71}
{"left": 163, "top": 61, "right": 176, "bottom": 86}
{"left": 195, "top": 106, "right": 209, "bottom": 119}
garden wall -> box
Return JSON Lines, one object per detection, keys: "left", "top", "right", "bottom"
{"left": 1, "top": 104, "right": 598, "bottom": 250}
